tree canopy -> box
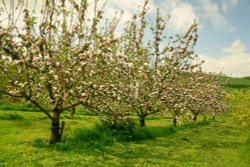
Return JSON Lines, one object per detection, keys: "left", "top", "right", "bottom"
{"left": 0, "top": 0, "right": 227, "bottom": 143}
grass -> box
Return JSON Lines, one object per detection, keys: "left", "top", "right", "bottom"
{"left": 241, "top": 131, "right": 250, "bottom": 164}
{"left": 0, "top": 103, "right": 40, "bottom": 112}
{"left": 0, "top": 112, "right": 25, "bottom": 120}
{"left": 221, "top": 76, "right": 250, "bottom": 89}
{"left": 0, "top": 110, "right": 249, "bottom": 167}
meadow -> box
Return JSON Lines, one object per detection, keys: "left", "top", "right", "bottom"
{"left": 220, "top": 76, "right": 250, "bottom": 89}
{"left": 0, "top": 109, "right": 249, "bottom": 167}
{"left": 0, "top": 77, "right": 250, "bottom": 167}
{"left": 0, "top": 0, "right": 249, "bottom": 166}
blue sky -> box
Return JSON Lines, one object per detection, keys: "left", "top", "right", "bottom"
{"left": 193, "top": 0, "right": 250, "bottom": 77}
{"left": 103, "top": 0, "right": 250, "bottom": 77}
{"left": 1, "top": 0, "right": 249, "bottom": 77}
{"left": 195, "top": 0, "right": 249, "bottom": 56}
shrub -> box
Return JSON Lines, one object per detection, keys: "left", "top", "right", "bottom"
{"left": 231, "top": 90, "right": 250, "bottom": 129}
{"left": 96, "top": 119, "right": 156, "bottom": 142}
{"left": 71, "top": 128, "right": 114, "bottom": 149}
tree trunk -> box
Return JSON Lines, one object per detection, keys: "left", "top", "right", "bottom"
{"left": 60, "top": 121, "right": 65, "bottom": 140}
{"left": 70, "top": 107, "right": 76, "bottom": 117}
{"left": 193, "top": 113, "right": 198, "bottom": 123}
{"left": 193, "top": 116, "right": 197, "bottom": 123}
{"left": 173, "top": 117, "right": 177, "bottom": 127}
{"left": 203, "top": 114, "right": 207, "bottom": 122}
{"left": 50, "top": 112, "right": 61, "bottom": 144}
{"left": 139, "top": 116, "right": 146, "bottom": 127}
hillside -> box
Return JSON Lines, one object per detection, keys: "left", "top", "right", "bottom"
{"left": 221, "top": 76, "right": 250, "bottom": 89}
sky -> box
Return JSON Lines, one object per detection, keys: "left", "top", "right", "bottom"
{"left": 1, "top": 0, "right": 250, "bottom": 77}
{"left": 102, "top": 0, "right": 250, "bottom": 77}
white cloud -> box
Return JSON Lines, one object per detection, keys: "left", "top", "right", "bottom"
{"left": 0, "top": 0, "right": 157, "bottom": 36}
{"left": 199, "top": 0, "right": 235, "bottom": 32}
{"left": 0, "top": 0, "right": 44, "bottom": 29}
{"left": 222, "top": 0, "right": 238, "bottom": 14}
{"left": 200, "top": 39, "right": 250, "bottom": 77}
{"left": 104, "top": 0, "right": 156, "bottom": 13}
{"left": 222, "top": 39, "right": 246, "bottom": 54}
{"left": 0, "top": 0, "right": 204, "bottom": 35}
{"left": 102, "top": 0, "right": 200, "bottom": 36}
{"left": 100, "top": 0, "right": 157, "bottom": 36}
{"left": 161, "top": 0, "right": 198, "bottom": 32}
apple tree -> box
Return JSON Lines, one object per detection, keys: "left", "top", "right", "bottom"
{"left": 0, "top": 0, "right": 119, "bottom": 143}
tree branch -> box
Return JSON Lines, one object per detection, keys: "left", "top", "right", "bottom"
{"left": 0, "top": 90, "right": 26, "bottom": 98}
{"left": 28, "top": 98, "right": 53, "bottom": 120}
{"left": 61, "top": 101, "right": 83, "bottom": 113}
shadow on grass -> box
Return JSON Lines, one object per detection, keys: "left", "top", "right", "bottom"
{"left": 0, "top": 103, "right": 40, "bottom": 112}
{"left": 32, "top": 128, "right": 114, "bottom": 153}
{"left": 241, "top": 131, "right": 250, "bottom": 164}
{"left": 32, "top": 120, "right": 212, "bottom": 153}
{"left": 0, "top": 113, "right": 25, "bottom": 120}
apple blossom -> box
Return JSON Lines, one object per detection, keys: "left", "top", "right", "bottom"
{"left": 0, "top": 0, "right": 122, "bottom": 143}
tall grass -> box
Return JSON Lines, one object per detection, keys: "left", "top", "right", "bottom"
{"left": 0, "top": 113, "right": 25, "bottom": 120}
{"left": 0, "top": 103, "right": 40, "bottom": 112}
{"left": 68, "top": 120, "right": 210, "bottom": 146}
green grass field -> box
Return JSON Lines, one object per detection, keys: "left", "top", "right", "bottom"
{"left": 221, "top": 77, "right": 250, "bottom": 89}
{"left": 0, "top": 110, "right": 249, "bottom": 167}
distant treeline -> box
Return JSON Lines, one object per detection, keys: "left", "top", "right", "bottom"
{"left": 220, "top": 76, "right": 250, "bottom": 89}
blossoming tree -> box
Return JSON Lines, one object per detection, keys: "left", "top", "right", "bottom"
{"left": 0, "top": 0, "right": 119, "bottom": 143}
{"left": 0, "top": 0, "right": 228, "bottom": 142}
{"left": 183, "top": 72, "right": 227, "bottom": 123}
{"left": 116, "top": 0, "right": 201, "bottom": 127}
